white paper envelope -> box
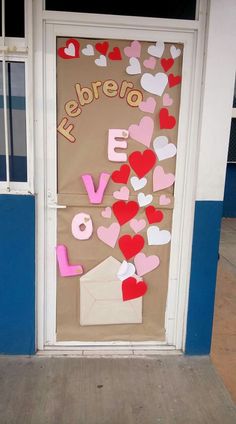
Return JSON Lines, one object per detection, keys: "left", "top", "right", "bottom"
{"left": 80, "top": 256, "right": 142, "bottom": 326}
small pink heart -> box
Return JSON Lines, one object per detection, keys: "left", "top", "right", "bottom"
{"left": 153, "top": 166, "right": 175, "bottom": 192}
{"left": 97, "top": 222, "right": 120, "bottom": 248}
{"left": 163, "top": 93, "right": 173, "bottom": 106}
{"left": 159, "top": 194, "right": 171, "bottom": 206}
{"left": 113, "top": 186, "right": 130, "bottom": 200}
{"left": 101, "top": 207, "right": 112, "bottom": 218}
{"left": 139, "top": 97, "right": 156, "bottom": 114}
{"left": 134, "top": 252, "right": 160, "bottom": 276}
{"left": 124, "top": 40, "right": 141, "bottom": 58}
{"left": 129, "top": 218, "right": 146, "bottom": 234}
{"left": 143, "top": 56, "right": 157, "bottom": 70}
{"left": 129, "top": 116, "right": 154, "bottom": 148}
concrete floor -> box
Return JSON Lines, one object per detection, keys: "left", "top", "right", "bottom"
{"left": 211, "top": 218, "right": 236, "bottom": 403}
{"left": 0, "top": 355, "right": 235, "bottom": 424}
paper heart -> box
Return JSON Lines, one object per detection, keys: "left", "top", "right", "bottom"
{"left": 153, "top": 136, "right": 177, "bottom": 161}
{"left": 82, "top": 44, "right": 94, "bottom": 56}
{"left": 126, "top": 57, "right": 141, "bottom": 75}
{"left": 134, "top": 252, "right": 160, "bottom": 276}
{"left": 147, "top": 41, "right": 165, "bottom": 58}
{"left": 161, "top": 58, "right": 174, "bottom": 72}
{"left": 140, "top": 72, "right": 168, "bottom": 96}
{"left": 58, "top": 39, "right": 80, "bottom": 59}
{"left": 122, "top": 276, "right": 147, "bottom": 301}
{"left": 147, "top": 226, "right": 171, "bottom": 245}
{"left": 159, "top": 194, "right": 171, "bottom": 206}
{"left": 113, "top": 186, "right": 130, "bottom": 200}
{"left": 138, "top": 192, "right": 153, "bottom": 207}
{"left": 119, "top": 234, "right": 145, "bottom": 260}
{"left": 129, "top": 149, "right": 156, "bottom": 179}
{"left": 111, "top": 164, "right": 130, "bottom": 184}
{"left": 97, "top": 222, "right": 120, "bottom": 247}
{"left": 117, "top": 261, "right": 135, "bottom": 281}
{"left": 168, "top": 74, "right": 181, "bottom": 88}
{"left": 159, "top": 108, "right": 176, "bottom": 129}
{"left": 129, "top": 218, "right": 146, "bottom": 234}
{"left": 101, "top": 206, "right": 112, "bottom": 218}
{"left": 112, "top": 200, "right": 139, "bottom": 226}
{"left": 129, "top": 116, "right": 154, "bottom": 147}
{"left": 95, "top": 55, "right": 107, "bottom": 67}
{"left": 163, "top": 93, "right": 173, "bottom": 107}
{"left": 143, "top": 56, "right": 157, "bottom": 69}
{"left": 170, "top": 45, "right": 181, "bottom": 59}
{"left": 130, "top": 176, "right": 147, "bottom": 191}
{"left": 139, "top": 97, "right": 156, "bottom": 114}
{"left": 95, "top": 41, "right": 109, "bottom": 55}
{"left": 108, "top": 47, "right": 122, "bottom": 60}
{"left": 124, "top": 41, "right": 141, "bottom": 58}
{"left": 145, "top": 206, "right": 163, "bottom": 224}
{"left": 153, "top": 166, "right": 175, "bottom": 191}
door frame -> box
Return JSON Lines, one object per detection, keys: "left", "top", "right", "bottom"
{"left": 34, "top": 2, "right": 207, "bottom": 352}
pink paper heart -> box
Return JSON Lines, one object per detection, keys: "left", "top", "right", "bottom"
{"left": 163, "top": 93, "right": 173, "bottom": 106}
{"left": 129, "top": 116, "right": 154, "bottom": 147}
{"left": 113, "top": 186, "right": 130, "bottom": 200}
{"left": 153, "top": 166, "right": 175, "bottom": 192}
{"left": 124, "top": 40, "right": 141, "bottom": 58}
{"left": 159, "top": 194, "right": 171, "bottom": 205}
{"left": 97, "top": 223, "right": 120, "bottom": 248}
{"left": 101, "top": 206, "right": 112, "bottom": 218}
{"left": 139, "top": 97, "right": 156, "bottom": 114}
{"left": 129, "top": 218, "right": 146, "bottom": 234}
{"left": 134, "top": 252, "right": 160, "bottom": 276}
{"left": 143, "top": 56, "right": 157, "bottom": 69}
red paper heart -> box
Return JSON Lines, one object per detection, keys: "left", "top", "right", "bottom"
{"left": 161, "top": 58, "right": 174, "bottom": 72}
{"left": 119, "top": 234, "right": 144, "bottom": 260}
{"left": 108, "top": 47, "right": 122, "bottom": 60}
{"left": 95, "top": 41, "right": 109, "bottom": 56}
{"left": 168, "top": 73, "right": 181, "bottom": 88}
{"left": 112, "top": 201, "right": 139, "bottom": 226}
{"left": 145, "top": 206, "right": 164, "bottom": 224}
{"left": 111, "top": 164, "right": 130, "bottom": 184}
{"left": 159, "top": 108, "right": 176, "bottom": 129}
{"left": 122, "top": 277, "right": 147, "bottom": 301}
{"left": 58, "top": 39, "right": 80, "bottom": 59}
{"left": 128, "top": 149, "right": 156, "bottom": 179}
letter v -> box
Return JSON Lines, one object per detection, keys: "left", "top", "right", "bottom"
{"left": 81, "top": 173, "right": 110, "bottom": 204}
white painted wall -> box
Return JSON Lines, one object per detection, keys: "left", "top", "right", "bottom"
{"left": 196, "top": 0, "right": 236, "bottom": 201}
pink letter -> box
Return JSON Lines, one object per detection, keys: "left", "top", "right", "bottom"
{"left": 108, "top": 129, "right": 128, "bottom": 162}
{"left": 56, "top": 245, "right": 83, "bottom": 277}
{"left": 81, "top": 172, "right": 110, "bottom": 204}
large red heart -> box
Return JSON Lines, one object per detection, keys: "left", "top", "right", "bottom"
{"left": 168, "top": 73, "right": 181, "bottom": 88}
{"left": 58, "top": 39, "right": 80, "bottom": 59}
{"left": 119, "top": 234, "right": 144, "bottom": 259}
{"left": 161, "top": 58, "right": 174, "bottom": 72}
{"left": 159, "top": 108, "right": 176, "bottom": 129}
{"left": 112, "top": 201, "right": 139, "bottom": 225}
{"left": 111, "top": 164, "right": 130, "bottom": 184}
{"left": 128, "top": 149, "right": 156, "bottom": 178}
{"left": 122, "top": 277, "right": 147, "bottom": 301}
{"left": 145, "top": 206, "right": 163, "bottom": 224}
{"left": 108, "top": 47, "right": 122, "bottom": 60}
{"left": 95, "top": 41, "right": 109, "bottom": 56}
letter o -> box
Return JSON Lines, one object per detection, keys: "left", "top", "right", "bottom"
{"left": 71, "top": 213, "right": 93, "bottom": 240}
{"left": 127, "top": 90, "right": 143, "bottom": 107}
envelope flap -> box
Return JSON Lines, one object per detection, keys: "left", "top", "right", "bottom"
{"left": 81, "top": 256, "right": 121, "bottom": 281}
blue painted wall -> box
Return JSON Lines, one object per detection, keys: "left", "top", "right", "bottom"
{"left": 0, "top": 195, "right": 35, "bottom": 354}
{"left": 223, "top": 163, "right": 236, "bottom": 217}
{"left": 185, "top": 201, "right": 223, "bottom": 355}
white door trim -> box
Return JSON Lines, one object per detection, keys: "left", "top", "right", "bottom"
{"left": 34, "top": 2, "right": 207, "bottom": 351}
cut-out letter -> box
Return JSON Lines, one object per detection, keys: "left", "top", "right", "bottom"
{"left": 71, "top": 213, "right": 93, "bottom": 240}
{"left": 57, "top": 117, "right": 76, "bottom": 143}
{"left": 81, "top": 173, "right": 110, "bottom": 204}
{"left": 108, "top": 129, "right": 128, "bottom": 162}
{"left": 56, "top": 244, "right": 83, "bottom": 277}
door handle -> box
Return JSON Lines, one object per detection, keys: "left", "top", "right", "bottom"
{"left": 48, "top": 202, "right": 67, "bottom": 209}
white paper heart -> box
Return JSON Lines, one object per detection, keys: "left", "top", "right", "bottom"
{"left": 95, "top": 55, "right": 107, "bottom": 67}
{"left": 153, "top": 136, "right": 177, "bottom": 161}
{"left": 147, "top": 226, "right": 171, "bottom": 245}
{"left": 117, "top": 260, "right": 136, "bottom": 281}
{"left": 82, "top": 44, "right": 94, "bottom": 56}
{"left": 64, "top": 43, "right": 76, "bottom": 57}
{"left": 140, "top": 72, "right": 168, "bottom": 96}
{"left": 170, "top": 45, "right": 181, "bottom": 59}
{"left": 138, "top": 192, "right": 153, "bottom": 207}
{"left": 130, "top": 176, "right": 147, "bottom": 191}
{"left": 148, "top": 41, "right": 165, "bottom": 58}
{"left": 126, "top": 57, "right": 141, "bottom": 75}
